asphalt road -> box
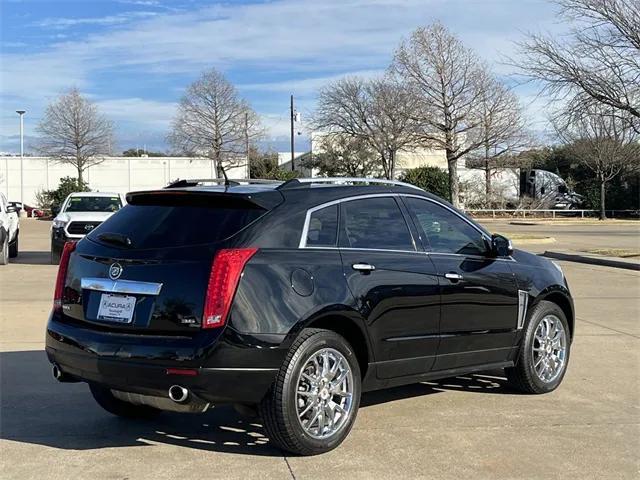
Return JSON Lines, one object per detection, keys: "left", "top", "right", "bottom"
{"left": 477, "top": 219, "right": 640, "bottom": 253}
{"left": 1, "top": 219, "right": 639, "bottom": 479}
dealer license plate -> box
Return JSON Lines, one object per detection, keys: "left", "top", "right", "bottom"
{"left": 97, "top": 293, "right": 136, "bottom": 323}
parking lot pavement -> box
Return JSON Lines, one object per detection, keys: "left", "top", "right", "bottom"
{"left": 1, "top": 219, "right": 639, "bottom": 479}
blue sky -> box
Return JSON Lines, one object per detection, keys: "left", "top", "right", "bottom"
{"left": 1, "top": 0, "right": 565, "bottom": 154}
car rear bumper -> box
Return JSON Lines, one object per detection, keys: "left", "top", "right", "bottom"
{"left": 46, "top": 313, "right": 286, "bottom": 405}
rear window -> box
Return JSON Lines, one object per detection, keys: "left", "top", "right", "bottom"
{"left": 66, "top": 196, "right": 122, "bottom": 212}
{"left": 88, "top": 201, "right": 265, "bottom": 249}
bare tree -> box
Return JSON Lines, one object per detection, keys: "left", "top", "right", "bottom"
{"left": 470, "top": 72, "right": 532, "bottom": 203}
{"left": 393, "top": 22, "right": 488, "bottom": 207}
{"left": 554, "top": 103, "right": 640, "bottom": 219}
{"left": 517, "top": 0, "right": 640, "bottom": 132}
{"left": 37, "top": 88, "right": 114, "bottom": 184}
{"left": 305, "top": 135, "right": 378, "bottom": 177}
{"left": 169, "top": 69, "right": 262, "bottom": 178}
{"left": 313, "top": 76, "right": 420, "bottom": 179}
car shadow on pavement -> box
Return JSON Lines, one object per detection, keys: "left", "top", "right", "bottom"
{"left": 11, "top": 251, "right": 52, "bottom": 265}
{"left": 360, "top": 370, "right": 511, "bottom": 408}
{"left": 0, "top": 350, "right": 511, "bottom": 457}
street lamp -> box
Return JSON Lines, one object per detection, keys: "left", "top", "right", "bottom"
{"left": 16, "top": 110, "right": 26, "bottom": 210}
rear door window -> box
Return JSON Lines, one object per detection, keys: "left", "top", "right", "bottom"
{"left": 89, "top": 199, "right": 265, "bottom": 249}
{"left": 339, "top": 197, "right": 414, "bottom": 251}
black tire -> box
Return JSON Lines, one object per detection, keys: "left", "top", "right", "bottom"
{"left": 89, "top": 384, "right": 161, "bottom": 419}
{"left": 0, "top": 235, "right": 8, "bottom": 265}
{"left": 259, "top": 328, "right": 361, "bottom": 456}
{"left": 9, "top": 232, "right": 18, "bottom": 258}
{"left": 506, "top": 300, "right": 571, "bottom": 394}
{"left": 50, "top": 242, "right": 61, "bottom": 265}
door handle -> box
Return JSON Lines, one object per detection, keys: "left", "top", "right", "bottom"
{"left": 444, "top": 272, "right": 463, "bottom": 282}
{"left": 352, "top": 263, "right": 376, "bottom": 272}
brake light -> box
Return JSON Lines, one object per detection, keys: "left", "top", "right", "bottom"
{"left": 203, "top": 248, "right": 258, "bottom": 329}
{"left": 53, "top": 241, "right": 77, "bottom": 311}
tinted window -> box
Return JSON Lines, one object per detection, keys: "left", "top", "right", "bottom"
{"left": 405, "top": 198, "right": 487, "bottom": 256}
{"left": 65, "top": 196, "right": 122, "bottom": 212}
{"left": 89, "top": 203, "right": 265, "bottom": 249}
{"left": 306, "top": 204, "right": 338, "bottom": 247}
{"left": 341, "top": 197, "right": 414, "bottom": 250}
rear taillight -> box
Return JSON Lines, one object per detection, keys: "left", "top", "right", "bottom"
{"left": 203, "top": 248, "right": 258, "bottom": 329}
{"left": 53, "top": 241, "right": 77, "bottom": 311}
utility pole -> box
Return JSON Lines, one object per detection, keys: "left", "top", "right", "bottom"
{"left": 245, "top": 112, "right": 250, "bottom": 178}
{"left": 290, "top": 94, "right": 295, "bottom": 171}
{"left": 16, "top": 110, "right": 26, "bottom": 208}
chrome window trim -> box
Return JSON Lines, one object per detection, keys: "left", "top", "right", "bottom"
{"left": 299, "top": 193, "right": 493, "bottom": 252}
{"left": 299, "top": 193, "right": 416, "bottom": 250}
{"left": 81, "top": 277, "right": 163, "bottom": 296}
{"left": 301, "top": 246, "right": 514, "bottom": 262}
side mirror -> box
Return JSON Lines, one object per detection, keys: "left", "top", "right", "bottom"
{"left": 6, "top": 205, "right": 16, "bottom": 214}
{"left": 491, "top": 234, "right": 513, "bottom": 257}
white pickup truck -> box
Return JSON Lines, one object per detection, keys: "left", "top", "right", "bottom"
{"left": 0, "top": 192, "right": 19, "bottom": 265}
{"left": 51, "top": 192, "right": 126, "bottom": 264}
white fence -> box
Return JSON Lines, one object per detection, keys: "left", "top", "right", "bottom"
{"left": 0, "top": 156, "right": 248, "bottom": 206}
{"left": 466, "top": 208, "right": 638, "bottom": 219}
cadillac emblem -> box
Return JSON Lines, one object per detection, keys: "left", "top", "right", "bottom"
{"left": 108, "top": 263, "right": 123, "bottom": 280}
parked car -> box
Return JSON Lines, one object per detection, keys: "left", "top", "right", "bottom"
{"left": 46, "top": 178, "right": 574, "bottom": 455}
{"left": 9, "top": 201, "right": 45, "bottom": 218}
{"left": 0, "top": 193, "right": 19, "bottom": 264}
{"left": 50, "top": 192, "right": 125, "bottom": 264}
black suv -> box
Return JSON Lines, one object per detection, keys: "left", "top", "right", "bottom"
{"left": 46, "top": 178, "right": 574, "bottom": 455}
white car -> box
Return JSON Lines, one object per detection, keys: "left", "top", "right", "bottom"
{"left": 51, "top": 192, "right": 126, "bottom": 264}
{"left": 0, "top": 192, "right": 19, "bottom": 265}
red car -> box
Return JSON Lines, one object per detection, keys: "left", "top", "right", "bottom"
{"left": 9, "top": 202, "right": 45, "bottom": 218}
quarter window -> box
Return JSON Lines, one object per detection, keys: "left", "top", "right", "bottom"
{"left": 340, "top": 197, "right": 414, "bottom": 251}
{"left": 306, "top": 204, "right": 338, "bottom": 247}
{"left": 405, "top": 197, "right": 487, "bottom": 256}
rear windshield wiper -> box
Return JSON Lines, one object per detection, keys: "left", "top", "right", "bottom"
{"left": 97, "top": 232, "right": 133, "bottom": 248}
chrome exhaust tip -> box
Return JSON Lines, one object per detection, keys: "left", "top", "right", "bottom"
{"left": 52, "top": 364, "right": 63, "bottom": 381}
{"left": 168, "top": 385, "right": 189, "bottom": 403}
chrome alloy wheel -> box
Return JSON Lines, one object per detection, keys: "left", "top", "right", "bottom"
{"left": 532, "top": 314, "right": 567, "bottom": 383}
{"left": 295, "top": 348, "right": 354, "bottom": 439}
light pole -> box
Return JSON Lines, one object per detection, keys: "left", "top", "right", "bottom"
{"left": 290, "top": 95, "right": 295, "bottom": 171}
{"left": 16, "top": 110, "right": 26, "bottom": 211}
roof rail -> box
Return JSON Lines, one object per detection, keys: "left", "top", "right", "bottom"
{"left": 277, "top": 177, "right": 423, "bottom": 191}
{"left": 165, "top": 178, "right": 284, "bottom": 189}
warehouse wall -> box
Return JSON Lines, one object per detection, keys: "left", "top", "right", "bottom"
{"left": 0, "top": 157, "right": 248, "bottom": 205}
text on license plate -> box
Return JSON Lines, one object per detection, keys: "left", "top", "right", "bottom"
{"left": 97, "top": 293, "right": 136, "bottom": 323}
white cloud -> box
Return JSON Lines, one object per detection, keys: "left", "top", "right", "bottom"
{"left": 118, "top": 0, "right": 161, "bottom": 6}
{"left": 1, "top": 0, "right": 564, "bottom": 150}
{"left": 33, "top": 11, "right": 159, "bottom": 29}
{"left": 96, "top": 97, "right": 177, "bottom": 130}
{"left": 240, "top": 69, "right": 385, "bottom": 96}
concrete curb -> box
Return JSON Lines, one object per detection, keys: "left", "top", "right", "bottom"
{"left": 512, "top": 237, "right": 555, "bottom": 245}
{"left": 509, "top": 221, "right": 540, "bottom": 226}
{"left": 543, "top": 251, "right": 640, "bottom": 271}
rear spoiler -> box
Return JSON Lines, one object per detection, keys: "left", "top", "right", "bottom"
{"left": 125, "top": 189, "right": 284, "bottom": 210}
{"left": 165, "top": 178, "right": 283, "bottom": 188}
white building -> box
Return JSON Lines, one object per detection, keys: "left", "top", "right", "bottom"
{"left": 304, "top": 132, "right": 464, "bottom": 178}
{"left": 0, "top": 156, "right": 248, "bottom": 206}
